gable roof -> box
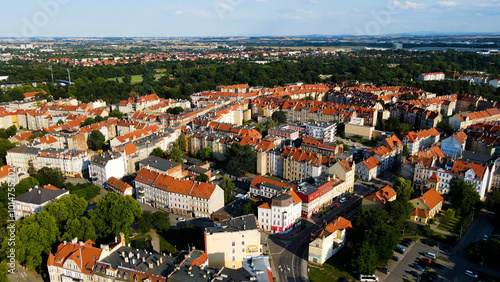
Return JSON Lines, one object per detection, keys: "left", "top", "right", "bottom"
{"left": 250, "top": 175, "right": 297, "bottom": 191}
{"left": 420, "top": 189, "right": 443, "bottom": 210}
{"left": 106, "top": 176, "right": 132, "bottom": 193}
{"left": 15, "top": 187, "right": 68, "bottom": 205}
{"left": 48, "top": 240, "right": 102, "bottom": 275}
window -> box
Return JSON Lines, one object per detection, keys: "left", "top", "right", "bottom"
{"left": 232, "top": 248, "right": 235, "bottom": 253}
{"left": 232, "top": 256, "right": 235, "bottom": 262}
{"left": 242, "top": 241, "right": 245, "bottom": 245}
{"left": 232, "top": 241, "right": 235, "bottom": 246}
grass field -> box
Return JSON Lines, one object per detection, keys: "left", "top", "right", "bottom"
{"left": 437, "top": 216, "right": 461, "bottom": 233}
{"left": 308, "top": 255, "right": 355, "bottom": 282}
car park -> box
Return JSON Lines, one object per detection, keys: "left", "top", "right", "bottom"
{"left": 421, "top": 273, "right": 435, "bottom": 281}
{"left": 395, "top": 245, "right": 405, "bottom": 254}
{"left": 400, "top": 241, "right": 411, "bottom": 247}
{"left": 428, "top": 272, "right": 439, "bottom": 279}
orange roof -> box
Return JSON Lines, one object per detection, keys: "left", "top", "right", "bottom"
{"left": 43, "top": 184, "right": 60, "bottom": 191}
{"left": 250, "top": 175, "right": 297, "bottom": 191}
{"left": 106, "top": 176, "right": 132, "bottom": 193}
{"left": 258, "top": 202, "right": 271, "bottom": 209}
{"left": 48, "top": 241, "right": 102, "bottom": 275}
{"left": 412, "top": 208, "right": 429, "bottom": 218}
{"left": 428, "top": 172, "right": 440, "bottom": 183}
{"left": 452, "top": 159, "right": 487, "bottom": 180}
{"left": 324, "top": 216, "right": 352, "bottom": 235}
{"left": 288, "top": 189, "right": 302, "bottom": 205}
{"left": 0, "top": 165, "right": 12, "bottom": 179}
{"left": 190, "top": 252, "right": 208, "bottom": 267}
{"left": 362, "top": 156, "right": 380, "bottom": 170}
{"left": 420, "top": 189, "right": 443, "bottom": 210}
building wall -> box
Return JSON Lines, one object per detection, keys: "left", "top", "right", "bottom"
{"left": 205, "top": 228, "right": 261, "bottom": 269}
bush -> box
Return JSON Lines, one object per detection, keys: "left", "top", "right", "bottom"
{"left": 131, "top": 238, "right": 152, "bottom": 250}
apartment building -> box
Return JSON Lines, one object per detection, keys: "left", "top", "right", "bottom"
{"left": 249, "top": 175, "right": 297, "bottom": 200}
{"left": 134, "top": 168, "right": 224, "bottom": 218}
{"left": 106, "top": 176, "right": 133, "bottom": 196}
{"left": 204, "top": 215, "right": 261, "bottom": 269}
{"left": 88, "top": 151, "right": 126, "bottom": 187}
{"left": 13, "top": 185, "right": 69, "bottom": 221}
{"left": 257, "top": 190, "right": 302, "bottom": 233}
{"left": 410, "top": 188, "right": 444, "bottom": 224}
{"left": 402, "top": 128, "right": 440, "bottom": 155}
{"left": 6, "top": 145, "right": 40, "bottom": 172}
{"left": 449, "top": 108, "right": 500, "bottom": 130}
{"left": 418, "top": 72, "right": 445, "bottom": 81}
{"left": 440, "top": 131, "right": 467, "bottom": 157}
{"left": 34, "top": 148, "right": 89, "bottom": 177}
{"left": 308, "top": 217, "right": 352, "bottom": 265}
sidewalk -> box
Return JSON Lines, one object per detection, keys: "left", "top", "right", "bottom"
{"left": 429, "top": 218, "right": 455, "bottom": 236}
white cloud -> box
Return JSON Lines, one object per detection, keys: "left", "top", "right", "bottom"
{"left": 438, "top": 1, "right": 459, "bottom": 6}
{"left": 392, "top": 1, "right": 426, "bottom": 9}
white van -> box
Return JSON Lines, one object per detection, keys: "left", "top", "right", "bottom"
{"left": 359, "top": 275, "right": 379, "bottom": 281}
{"left": 423, "top": 252, "right": 436, "bottom": 259}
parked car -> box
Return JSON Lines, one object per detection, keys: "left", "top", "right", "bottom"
{"left": 395, "top": 245, "right": 406, "bottom": 254}
{"left": 483, "top": 234, "right": 488, "bottom": 241}
{"left": 423, "top": 252, "right": 436, "bottom": 259}
{"left": 377, "top": 267, "right": 389, "bottom": 274}
{"left": 401, "top": 241, "right": 411, "bottom": 247}
{"left": 392, "top": 254, "right": 401, "bottom": 261}
{"left": 408, "top": 270, "right": 419, "bottom": 277}
{"left": 177, "top": 217, "right": 186, "bottom": 222}
{"left": 332, "top": 203, "right": 339, "bottom": 208}
{"left": 413, "top": 264, "right": 425, "bottom": 272}
{"left": 418, "top": 260, "right": 430, "bottom": 268}
{"left": 465, "top": 269, "right": 478, "bottom": 278}
{"left": 340, "top": 197, "right": 346, "bottom": 203}
{"left": 420, "top": 258, "right": 432, "bottom": 264}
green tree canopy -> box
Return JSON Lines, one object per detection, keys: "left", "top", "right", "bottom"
{"left": 221, "top": 176, "right": 235, "bottom": 204}
{"left": 150, "top": 147, "right": 167, "bottom": 159}
{"left": 15, "top": 177, "right": 40, "bottom": 195}
{"left": 0, "top": 138, "right": 15, "bottom": 166}
{"left": 393, "top": 177, "right": 413, "bottom": 203}
{"left": 271, "top": 111, "right": 287, "bottom": 124}
{"left": 195, "top": 173, "right": 209, "bottom": 183}
{"left": 61, "top": 217, "right": 96, "bottom": 242}
{"left": 89, "top": 192, "right": 142, "bottom": 239}
{"left": 169, "top": 146, "right": 183, "bottom": 163}
{"left": 89, "top": 129, "right": 106, "bottom": 151}
{"left": 35, "top": 167, "right": 65, "bottom": 188}
{"left": 198, "top": 147, "right": 213, "bottom": 161}
{"left": 44, "top": 193, "right": 87, "bottom": 228}
{"left": 136, "top": 211, "right": 153, "bottom": 234}
{"left": 108, "top": 111, "right": 124, "bottom": 119}
{"left": 225, "top": 143, "right": 256, "bottom": 176}
{"left": 350, "top": 242, "right": 378, "bottom": 276}
{"left": 449, "top": 177, "right": 480, "bottom": 216}
{"left": 152, "top": 211, "right": 170, "bottom": 233}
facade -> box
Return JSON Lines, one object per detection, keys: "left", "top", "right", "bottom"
{"left": 295, "top": 177, "right": 351, "bottom": 219}
{"left": 137, "top": 156, "right": 183, "bottom": 178}
{"left": 304, "top": 121, "right": 337, "bottom": 143}
{"left": 6, "top": 145, "right": 40, "bottom": 172}
{"left": 134, "top": 168, "right": 224, "bottom": 218}
{"left": 356, "top": 156, "right": 379, "bottom": 181}
{"left": 88, "top": 151, "right": 126, "bottom": 187}
{"left": 308, "top": 217, "right": 352, "bottom": 265}
{"left": 490, "top": 79, "right": 500, "bottom": 88}
{"left": 13, "top": 185, "right": 69, "bottom": 221}
{"left": 204, "top": 215, "right": 261, "bottom": 269}
{"left": 257, "top": 190, "right": 302, "bottom": 233}
{"left": 440, "top": 131, "right": 467, "bottom": 157}
{"left": 402, "top": 128, "right": 441, "bottom": 155}
{"left": 249, "top": 175, "right": 297, "bottom": 200}
{"left": 449, "top": 108, "right": 500, "bottom": 129}
{"left": 34, "top": 148, "right": 89, "bottom": 177}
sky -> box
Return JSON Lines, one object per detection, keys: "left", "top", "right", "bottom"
{"left": 2, "top": 0, "right": 500, "bottom": 37}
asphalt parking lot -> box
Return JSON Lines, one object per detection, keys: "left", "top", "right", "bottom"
{"left": 380, "top": 239, "right": 452, "bottom": 282}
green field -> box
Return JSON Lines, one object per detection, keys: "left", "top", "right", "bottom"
{"left": 437, "top": 216, "right": 461, "bottom": 233}
{"left": 308, "top": 256, "right": 356, "bottom": 282}
{"left": 107, "top": 74, "right": 165, "bottom": 84}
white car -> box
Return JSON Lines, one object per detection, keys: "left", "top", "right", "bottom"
{"left": 340, "top": 197, "right": 346, "bottom": 203}
{"left": 177, "top": 217, "right": 186, "bottom": 222}
{"left": 482, "top": 234, "right": 488, "bottom": 241}
{"left": 465, "top": 269, "right": 478, "bottom": 278}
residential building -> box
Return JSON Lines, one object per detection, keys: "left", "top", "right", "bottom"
{"left": 441, "top": 131, "right": 467, "bottom": 157}
{"left": 138, "top": 156, "right": 183, "bottom": 178}
{"left": 356, "top": 156, "right": 379, "bottom": 181}
{"left": 490, "top": 79, "right": 500, "bottom": 88}
{"left": 204, "top": 215, "right": 261, "bottom": 269}
{"left": 134, "top": 168, "right": 224, "bottom": 218}
{"left": 410, "top": 188, "right": 444, "bottom": 224}
{"left": 47, "top": 234, "right": 125, "bottom": 282}
{"left": 106, "top": 176, "right": 133, "bottom": 196}
{"left": 418, "top": 72, "right": 445, "bottom": 81}
{"left": 257, "top": 190, "right": 302, "bottom": 233}
{"left": 449, "top": 108, "right": 500, "bottom": 129}
{"left": 295, "top": 177, "right": 351, "bottom": 219}
{"left": 6, "top": 145, "right": 40, "bottom": 172}
{"left": 249, "top": 175, "right": 297, "bottom": 200}
{"left": 88, "top": 151, "right": 126, "bottom": 187}
{"left": 362, "top": 185, "right": 397, "bottom": 210}
{"left": 304, "top": 121, "right": 337, "bottom": 143}
{"left": 458, "top": 74, "right": 488, "bottom": 85}
{"left": 34, "top": 148, "right": 90, "bottom": 177}
{"left": 402, "top": 128, "right": 440, "bottom": 155}
{"left": 308, "top": 217, "right": 352, "bottom": 265}
{"left": 282, "top": 147, "right": 336, "bottom": 181}
{"left": 13, "top": 185, "right": 69, "bottom": 221}
{"left": 329, "top": 160, "right": 355, "bottom": 191}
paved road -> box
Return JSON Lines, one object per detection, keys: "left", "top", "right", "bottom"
{"left": 268, "top": 192, "right": 369, "bottom": 282}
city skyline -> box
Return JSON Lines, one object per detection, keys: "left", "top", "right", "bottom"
{"left": 2, "top": 0, "right": 500, "bottom": 38}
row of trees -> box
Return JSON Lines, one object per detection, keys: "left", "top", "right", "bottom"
{"left": 345, "top": 177, "right": 414, "bottom": 275}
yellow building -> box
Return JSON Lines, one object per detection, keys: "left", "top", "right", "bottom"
{"left": 204, "top": 215, "right": 261, "bottom": 269}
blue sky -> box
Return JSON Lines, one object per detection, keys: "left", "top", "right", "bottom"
{"left": 2, "top": 0, "right": 500, "bottom": 37}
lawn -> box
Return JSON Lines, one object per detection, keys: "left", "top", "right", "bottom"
{"left": 437, "top": 216, "right": 461, "bottom": 233}
{"left": 308, "top": 255, "right": 356, "bottom": 282}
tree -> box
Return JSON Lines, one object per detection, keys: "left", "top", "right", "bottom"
{"left": 271, "top": 111, "right": 287, "bottom": 124}
{"left": 136, "top": 211, "right": 153, "bottom": 234}
{"left": 150, "top": 147, "right": 166, "bottom": 159}
{"left": 9, "top": 211, "right": 59, "bottom": 271}
{"left": 89, "top": 129, "right": 105, "bottom": 151}
{"left": 35, "top": 167, "right": 65, "bottom": 188}
{"left": 71, "top": 184, "right": 101, "bottom": 201}
{"left": 174, "top": 136, "right": 187, "bottom": 152}
{"left": 6, "top": 125, "right": 16, "bottom": 137}
{"left": 56, "top": 119, "right": 64, "bottom": 125}
{"left": 402, "top": 145, "right": 409, "bottom": 157}
{"left": 0, "top": 261, "right": 9, "bottom": 282}
{"left": 61, "top": 217, "right": 96, "bottom": 242}
{"left": 89, "top": 193, "right": 142, "bottom": 239}
{"left": 195, "top": 173, "right": 209, "bottom": 183}
{"left": 80, "top": 117, "right": 96, "bottom": 127}
{"left": 367, "top": 225, "right": 400, "bottom": 262}
{"left": 199, "top": 147, "right": 213, "bottom": 161}
{"left": 152, "top": 211, "right": 170, "bottom": 233}
{"left": 242, "top": 202, "right": 254, "bottom": 215}
{"left": 221, "top": 176, "right": 235, "bottom": 204}
{"left": 225, "top": 143, "right": 257, "bottom": 176}
{"left": 437, "top": 121, "right": 454, "bottom": 135}
{"left": 169, "top": 146, "right": 183, "bottom": 163}
{"left": 167, "top": 107, "right": 184, "bottom": 115}
{"left": 448, "top": 176, "right": 480, "bottom": 216}
{"left": 44, "top": 194, "right": 87, "bottom": 229}
{"left": 108, "top": 111, "right": 124, "bottom": 119}
{"left": 350, "top": 242, "right": 378, "bottom": 276}
{"left": 393, "top": 177, "right": 413, "bottom": 203}
{"left": 15, "top": 177, "right": 39, "bottom": 195}
{"left": 0, "top": 138, "right": 15, "bottom": 165}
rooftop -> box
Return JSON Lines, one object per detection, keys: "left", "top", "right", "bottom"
{"left": 139, "top": 156, "right": 181, "bottom": 172}
{"left": 205, "top": 214, "right": 258, "bottom": 234}
{"left": 15, "top": 187, "right": 68, "bottom": 205}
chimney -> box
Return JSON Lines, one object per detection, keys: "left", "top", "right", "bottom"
{"left": 142, "top": 257, "right": 146, "bottom": 263}
{"left": 71, "top": 237, "right": 78, "bottom": 244}
{"left": 148, "top": 262, "right": 154, "bottom": 269}
{"left": 124, "top": 257, "right": 129, "bottom": 263}
{"left": 156, "top": 260, "right": 160, "bottom": 266}
{"left": 38, "top": 190, "right": 42, "bottom": 194}
{"left": 159, "top": 257, "right": 163, "bottom": 264}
